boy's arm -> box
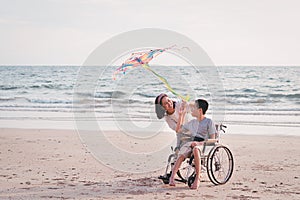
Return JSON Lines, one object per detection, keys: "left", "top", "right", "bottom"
{"left": 206, "top": 129, "right": 217, "bottom": 144}
{"left": 209, "top": 133, "right": 216, "bottom": 139}
{"left": 208, "top": 120, "right": 217, "bottom": 139}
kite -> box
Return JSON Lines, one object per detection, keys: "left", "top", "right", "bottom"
{"left": 113, "top": 46, "right": 190, "bottom": 102}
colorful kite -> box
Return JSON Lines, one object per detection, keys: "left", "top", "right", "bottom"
{"left": 113, "top": 46, "right": 190, "bottom": 101}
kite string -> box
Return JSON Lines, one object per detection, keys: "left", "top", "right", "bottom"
{"left": 141, "top": 64, "right": 190, "bottom": 102}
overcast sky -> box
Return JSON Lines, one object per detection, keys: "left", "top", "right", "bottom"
{"left": 0, "top": 0, "right": 299, "bottom": 66}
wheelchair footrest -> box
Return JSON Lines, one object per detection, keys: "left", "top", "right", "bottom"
{"left": 158, "top": 173, "right": 187, "bottom": 184}
{"left": 158, "top": 174, "right": 171, "bottom": 184}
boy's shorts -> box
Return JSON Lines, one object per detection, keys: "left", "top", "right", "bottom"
{"left": 178, "top": 141, "right": 204, "bottom": 158}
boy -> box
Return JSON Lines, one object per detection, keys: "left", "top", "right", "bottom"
{"left": 169, "top": 99, "right": 216, "bottom": 189}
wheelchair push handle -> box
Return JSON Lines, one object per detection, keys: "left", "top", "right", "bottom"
{"left": 221, "top": 124, "right": 227, "bottom": 129}
{"left": 217, "top": 124, "right": 227, "bottom": 133}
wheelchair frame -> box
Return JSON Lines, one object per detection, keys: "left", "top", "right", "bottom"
{"left": 159, "top": 124, "right": 234, "bottom": 187}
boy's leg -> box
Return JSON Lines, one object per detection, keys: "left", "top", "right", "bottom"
{"left": 190, "top": 147, "right": 201, "bottom": 189}
{"left": 169, "top": 155, "right": 185, "bottom": 186}
{"left": 169, "top": 142, "right": 192, "bottom": 186}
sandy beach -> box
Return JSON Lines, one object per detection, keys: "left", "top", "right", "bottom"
{"left": 1, "top": 0, "right": 300, "bottom": 199}
{"left": 0, "top": 128, "right": 299, "bottom": 200}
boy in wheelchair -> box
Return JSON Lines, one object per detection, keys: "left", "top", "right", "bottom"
{"left": 169, "top": 99, "right": 216, "bottom": 189}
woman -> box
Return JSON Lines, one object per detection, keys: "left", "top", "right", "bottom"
{"left": 155, "top": 93, "right": 189, "bottom": 148}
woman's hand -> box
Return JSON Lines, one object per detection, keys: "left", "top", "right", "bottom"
{"left": 176, "top": 100, "right": 187, "bottom": 133}
{"left": 179, "top": 101, "right": 187, "bottom": 115}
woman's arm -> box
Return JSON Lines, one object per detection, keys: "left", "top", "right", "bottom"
{"left": 175, "top": 101, "right": 187, "bottom": 133}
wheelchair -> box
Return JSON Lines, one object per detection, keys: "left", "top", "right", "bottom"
{"left": 158, "top": 124, "right": 234, "bottom": 187}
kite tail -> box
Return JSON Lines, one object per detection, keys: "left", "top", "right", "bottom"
{"left": 142, "top": 64, "right": 190, "bottom": 102}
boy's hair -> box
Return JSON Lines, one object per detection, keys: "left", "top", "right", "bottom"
{"left": 195, "top": 99, "right": 209, "bottom": 115}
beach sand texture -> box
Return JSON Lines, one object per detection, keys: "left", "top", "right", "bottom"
{"left": 0, "top": 128, "right": 299, "bottom": 200}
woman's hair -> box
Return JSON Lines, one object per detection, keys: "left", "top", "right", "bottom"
{"left": 155, "top": 93, "right": 167, "bottom": 119}
{"left": 195, "top": 99, "right": 209, "bottom": 114}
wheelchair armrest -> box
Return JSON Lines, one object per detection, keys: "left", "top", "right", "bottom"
{"left": 180, "top": 136, "right": 192, "bottom": 142}
{"left": 205, "top": 139, "right": 218, "bottom": 144}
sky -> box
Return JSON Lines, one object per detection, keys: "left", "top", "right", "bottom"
{"left": 0, "top": 0, "right": 299, "bottom": 66}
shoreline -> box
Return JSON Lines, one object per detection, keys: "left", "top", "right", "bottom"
{"left": 0, "top": 128, "right": 300, "bottom": 199}
{"left": 1, "top": 109, "right": 299, "bottom": 137}
{"left": 1, "top": 117, "right": 299, "bottom": 136}
{"left": 1, "top": 126, "right": 300, "bottom": 137}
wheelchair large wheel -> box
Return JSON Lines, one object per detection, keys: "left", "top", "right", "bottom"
{"left": 207, "top": 145, "right": 234, "bottom": 185}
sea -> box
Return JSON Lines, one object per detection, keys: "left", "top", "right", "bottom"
{"left": 0, "top": 65, "right": 299, "bottom": 135}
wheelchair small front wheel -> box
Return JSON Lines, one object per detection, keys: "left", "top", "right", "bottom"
{"left": 165, "top": 154, "right": 176, "bottom": 173}
{"left": 158, "top": 153, "right": 176, "bottom": 184}
{"left": 207, "top": 145, "right": 234, "bottom": 185}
